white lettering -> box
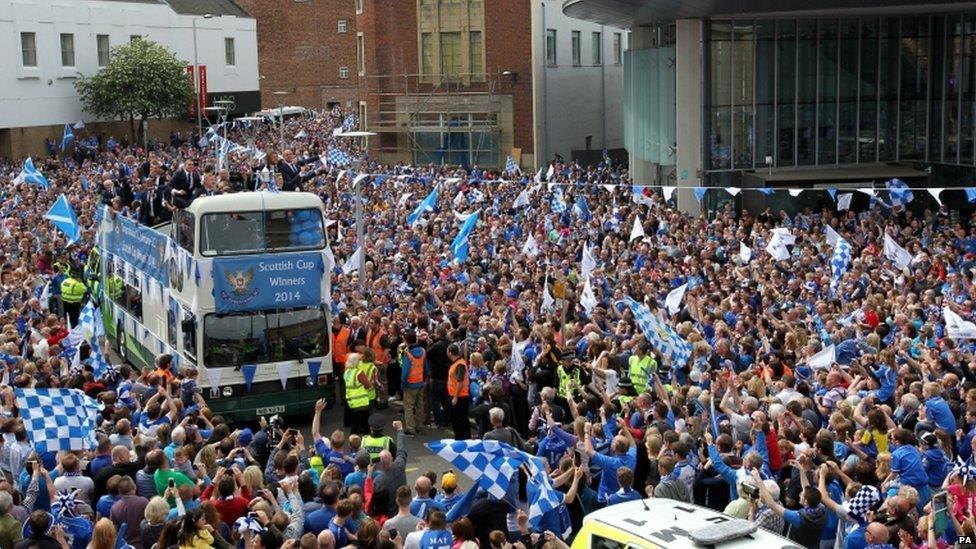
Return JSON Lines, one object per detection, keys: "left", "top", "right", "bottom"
{"left": 269, "top": 277, "right": 306, "bottom": 287}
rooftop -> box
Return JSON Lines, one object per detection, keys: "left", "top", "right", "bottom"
{"left": 96, "top": 0, "right": 251, "bottom": 18}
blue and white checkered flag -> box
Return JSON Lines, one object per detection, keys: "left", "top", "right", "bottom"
{"left": 426, "top": 439, "right": 562, "bottom": 528}
{"left": 622, "top": 296, "right": 692, "bottom": 367}
{"left": 885, "top": 178, "right": 914, "bottom": 207}
{"left": 551, "top": 188, "right": 568, "bottom": 213}
{"left": 326, "top": 148, "right": 352, "bottom": 167}
{"left": 505, "top": 156, "right": 520, "bottom": 175}
{"left": 15, "top": 388, "right": 100, "bottom": 453}
{"left": 831, "top": 237, "right": 852, "bottom": 289}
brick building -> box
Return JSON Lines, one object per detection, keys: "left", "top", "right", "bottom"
{"left": 355, "top": 0, "right": 625, "bottom": 170}
{"left": 238, "top": 0, "right": 359, "bottom": 111}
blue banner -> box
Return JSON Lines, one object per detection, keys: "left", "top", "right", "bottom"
{"left": 212, "top": 253, "right": 324, "bottom": 313}
{"left": 102, "top": 208, "right": 170, "bottom": 285}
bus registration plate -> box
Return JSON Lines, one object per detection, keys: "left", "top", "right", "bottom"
{"left": 255, "top": 405, "right": 286, "bottom": 416}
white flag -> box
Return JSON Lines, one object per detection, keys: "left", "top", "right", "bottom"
{"left": 534, "top": 168, "right": 543, "bottom": 183}
{"left": 772, "top": 227, "right": 796, "bottom": 245}
{"left": 629, "top": 216, "right": 645, "bottom": 242}
{"left": 601, "top": 184, "right": 616, "bottom": 193}
{"left": 883, "top": 234, "right": 913, "bottom": 269}
{"left": 739, "top": 242, "right": 752, "bottom": 263}
{"left": 352, "top": 173, "right": 369, "bottom": 188}
{"left": 808, "top": 344, "right": 836, "bottom": 369}
{"left": 341, "top": 246, "right": 362, "bottom": 275}
{"left": 788, "top": 189, "right": 803, "bottom": 197}
{"left": 581, "top": 243, "right": 597, "bottom": 279}
{"left": 726, "top": 187, "right": 741, "bottom": 197}
{"left": 837, "top": 193, "right": 853, "bottom": 211}
{"left": 928, "top": 188, "right": 944, "bottom": 206}
{"left": 397, "top": 192, "right": 413, "bottom": 207}
{"left": 824, "top": 225, "right": 842, "bottom": 248}
{"left": 522, "top": 234, "right": 540, "bottom": 257}
{"left": 541, "top": 277, "right": 555, "bottom": 313}
{"left": 661, "top": 186, "right": 676, "bottom": 202}
{"left": 453, "top": 190, "right": 465, "bottom": 208}
{"left": 766, "top": 233, "right": 790, "bottom": 261}
{"left": 324, "top": 246, "right": 335, "bottom": 273}
{"left": 513, "top": 189, "right": 531, "bottom": 209}
{"left": 665, "top": 283, "right": 688, "bottom": 315}
{"left": 546, "top": 164, "right": 555, "bottom": 181}
{"left": 945, "top": 307, "right": 976, "bottom": 340}
{"left": 276, "top": 362, "right": 292, "bottom": 391}
{"left": 580, "top": 276, "right": 598, "bottom": 314}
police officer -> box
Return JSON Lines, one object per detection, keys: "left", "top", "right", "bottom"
{"left": 60, "top": 266, "right": 88, "bottom": 326}
{"left": 343, "top": 352, "right": 372, "bottom": 435}
{"left": 628, "top": 341, "right": 656, "bottom": 395}
{"left": 556, "top": 349, "right": 582, "bottom": 402}
{"left": 362, "top": 414, "right": 395, "bottom": 464}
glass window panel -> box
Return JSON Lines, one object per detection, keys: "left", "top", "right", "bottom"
{"left": 21, "top": 32, "right": 36, "bottom": 67}
{"left": 711, "top": 20, "right": 732, "bottom": 41}
{"left": 819, "top": 102, "right": 837, "bottom": 164}
{"left": 756, "top": 32, "right": 774, "bottom": 104}
{"left": 732, "top": 23, "right": 754, "bottom": 107}
{"left": 797, "top": 36, "right": 817, "bottom": 103}
{"left": 60, "top": 33, "right": 75, "bottom": 67}
{"left": 798, "top": 105, "right": 816, "bottom": 165}
{"left": 421, "top": 33, "right": 434, "bottom": 75}
{"left": 546, "top": 29, "right": 557, "bottom": 65}
{"left": 838, "top": 102, "right": 857, "bottom": 163}
{"left": 858, "top": 100, "right": 878, "bottom": 162}
{"left": 778, "top": 104, "right": 796, "bottom": 165}
{"left": 572, "top": 31, "right": 581, "bottom": 65}
{"left": 711, "top": 39, "right": 732, "bottom": 106}
{"left": 756, "top": 104, "right": 774, "bottom": 164}
{"left": 733, "top": 107, "right": 754, "bottom": 168}
{"left": 962, "top": 29, "right": 975, "bottom": 163}
{"left": 710, "top": 107, "right": 732, "bottom": 169}
{"left": 777, "top": 28, "right": 796, "bottom": 104}
{"left": 757, "top": 20, "right": 775, "bottom": 40}
{"left": 613, "top": 33, "right": 622, "bottom": 64}
{"left": 592, "top": 31, "right": 602, "bottom": 65}
{"left": 798, "top": 19, "right": 817, "bottom": 40}
{"left": 470, "top": 31, "right": 483, "bottom": 76}
{"left": 930, "top": 17, "right": 945, "bottom": 161}
{"left": 224, "top": 37, "right": 235, "bottom": 66}
{"left": 97, "top": 34, "right": 110, "bottom": 67}
{"left": 440, "top": 32, "right": 462, "bottom": 76}
{"left": 947, "top": 18, "right": 962, "bottom": 162}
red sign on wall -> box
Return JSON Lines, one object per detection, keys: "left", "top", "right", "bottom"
{"left": 198, "top": 65, "right": 208, "bottom": 113}
{"left": 186, "top": 65, "right": 209, "bottom": 119}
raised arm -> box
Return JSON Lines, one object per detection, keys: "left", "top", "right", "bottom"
{"left": 311, "top": 398, "right": 326, "bottom": 442}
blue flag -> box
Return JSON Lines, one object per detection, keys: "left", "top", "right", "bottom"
{"left": 18, "top": 158, "right": 49, "bottom": 189}
{"left": 573, "top": 195, "right": 592, "bottom": 221}
{"left": 885, "top": 178, "right": 914, "bottom": 207}
{"left": 407, "top": 185, "right": 439, "bottom": 226}
{"left": 61, "top": 123, "right": 74, "bottom": 152}
{"left": 966, "top": 189, "right": 976, "bottom": 203}
{"left": 757, "top": 188, "right": 775, "bottom": 195}
{"left": 451, "top": 210, "right": 480, "bottom": 262}
{"left": 693, "top": 187, "right": 708, "bottom": 202}
{"left": 44, "top": 194, "right": 80, "bottom": 243}
{"left": 242, "top": 364, "right": 257, "bottom": 392}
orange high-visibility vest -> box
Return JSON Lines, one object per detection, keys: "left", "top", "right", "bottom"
{"left": 332, "top": 326, "right": 350, "bottom": 365}
{"left": 368, "top": 328, "right": 389, "bottom": 365}
{"left": 405, "top": 349, "right": 426, "bottom": 384}
{"left": 447, "top": 359, "right": 469, "bottom": 398}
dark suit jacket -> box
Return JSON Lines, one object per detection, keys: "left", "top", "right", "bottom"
{"left": 168, "top": 169, "right": 200, "bottom": 195}
{"left": 276, "top": 157, "right": 317, "bottom": 191}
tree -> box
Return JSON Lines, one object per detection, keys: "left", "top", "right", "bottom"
{"left": 75, "top": 39, "right": 194, "bottom": 145}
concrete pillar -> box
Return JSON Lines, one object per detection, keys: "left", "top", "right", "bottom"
{"left": 674, "top": 18, "right": 702, "bottom": 216}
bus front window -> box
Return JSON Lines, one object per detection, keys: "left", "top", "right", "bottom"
{"left": 200, "top": 208, "right": 324, "bottom": 256}
{"left": 203, "top": 307, "right": 327, "bottom": 368}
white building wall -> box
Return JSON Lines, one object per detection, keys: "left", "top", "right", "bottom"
{"left": 533, "top": 0, "right": 624, "bottom": 164}
{"left": 0, "top": 0, "right": 258, "bottom": 129}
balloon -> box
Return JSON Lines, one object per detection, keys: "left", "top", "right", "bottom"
{"left": 298, "top": 231, "right": 313, "bottom": 245}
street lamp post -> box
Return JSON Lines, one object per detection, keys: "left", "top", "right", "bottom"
{"left": 191, "top": 13, "right": 213, "bottom": 137}
{"left": 272, "top": 91, "right": 290, "bottom": 151}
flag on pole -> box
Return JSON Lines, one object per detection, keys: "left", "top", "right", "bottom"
{"left": 580, "top": 277, "right": 597, "bottom": 314}
{"left": 44, "top": 194, "right": 80, "bottom": 244}
{"left": 15, "top": 388, "right": 100, "bottom": 453}
{"left": 522, "top": 234, "right": 540, "bottom": 257}
{"left": 739, "top": 242, "right": 752, "bottom": 263}
{"left": 807, "top": 344, "right": 836, "bottom": 369}
{"left": 505, "top": 156, "right": 520, "bottom": 175}
{"left": 451, "top": 210, "right": 480, "bottom": 262}
{"left": 824, "top": 225, "right": 842, "bottom": 248}
{"left": 551, "top": 188, "right": 568, "bottom": 213}
{"left": 513, "top": 188, "right": 531, "bottom": 209}
{"left": 581, "top": 243, "right": 597, "bottom": 280}
{"left": 73, "top": 120, "right": 85, "bottom": 130}
{"left": 945, "top": 307, "right": 976, "bottom": 340}
{"left": 17, "top": 158, "right": 49, "bottom": 189}
{"left": 61, "top": 124, "right": 74, "bottom": 152}
{"left": 573, "top": 195, "right": 592, "bottom": 221}
{"left": 546, "top": 164, "right": 555, "bottom": 181}
{"left": 837, "top": 193, "right": 853, "bottom": 211}
{"left": 629, "top": 216, "right": 644, "bottom": 242}
{"left": 326, "top": 148, "right": 352, "bottom": 166}
{"left": 407, "top": 185, "right": 439, "bottom": 226}
{"left": 665, "top": 283, "right": 688, "bottom": 315}
{"left": 883, "top": 233, "right": 913, "bottom": 269}
{"left": 541, "top": 275, "right": 555, "bottom": 314}
{"left": 766, "top": 232, "right": 790, "bottom": 261}
{"left": 341, "top": 246, "right": 362, "bottom": 275}
{"left": 830, "top": 237, "right": 852, "bottom": 289}
{"left": 885, "top": 178, "right": 915, "bottom": 207}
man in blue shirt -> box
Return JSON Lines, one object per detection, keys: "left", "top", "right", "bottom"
{"left": 888, "top": 428, "right": 931, "bottom": 511}
{"left": 584, "top": 422, "right": 636, "bottom": 505}
{"left": 607, "top": 467, "right": 641, "bottom": 505}
{"left": 919, "top": 383, "right": 956, "bottom": 434}
{"left": 408, "top": 476, "right": 445, "bottom": 520}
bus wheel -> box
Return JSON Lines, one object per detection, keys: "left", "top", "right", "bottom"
{"left": 116, "top": 321, "right": 128, "bottom": 363}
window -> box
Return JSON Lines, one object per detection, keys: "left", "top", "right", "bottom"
{"left": 469, "top": 31, "right": 483, "bottom": 76}
{"left": 130, "top": 35, "right": 141, "bottom": 43}
{"left": 337, "top": 19, "right": 347, "bottom": 33}
{"left": 591, "top": 31, "right": 602, "bottom": 65}
{"left": 200, "top": 208, "right": 325, "bottom": 256}
{"left": 613, "top": 32, "right": 622, "bottom": 64}
{"left": 355, "top": 0, "right": 362, "bottom": 13}
{"left": 20, "top": 32, "right": 36, "bottom": 67}
{"left": 339, "top": 66, "right": 349, "bottom": 79}
{"left": 174, "top": 211, "right": 195, "bottom": 252}
{"left": 224, "top": 37, "right": 235, "bottom": 66}
{"left": 59, "top": 33, "right": 75, "bottom": 67}
{"left": 440, "top": 32, "right": 462, "bottom": 76}
{"left": 545, "top": 29, "right": 557, "bottom": 66}
{"left": 181, "top": 307, "right": 197, "bottom": 362}
{"left": 421, "top": 33, "right": 434, "bottom": 75}
{"left": 204, "top": 308, "right": 327, "bottom": 368}
{"left": 357, "top": 33, "right": 365, "bottom": 75}
{"left": 571, "top": 31, "right": 581, "bottom": 65}
{"left": 96, "top": 34, "right": 110, "bottom": 67}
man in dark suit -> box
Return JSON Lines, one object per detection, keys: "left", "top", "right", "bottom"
{"left": 168, "top": 159, "right": 201, "bottom": 202}
{"left": 275, "top": 149, "right": 323, "bottom": 191}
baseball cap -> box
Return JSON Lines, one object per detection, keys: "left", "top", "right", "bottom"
{"left": 237, "top": 428, "right": 253, "bottom": 447}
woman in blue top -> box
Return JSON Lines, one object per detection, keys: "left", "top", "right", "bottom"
{"left": 886, "top": 428, "right": 932, "bottom": 512}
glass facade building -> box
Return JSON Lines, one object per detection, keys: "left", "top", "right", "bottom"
{"left": 706, "top": 15, "right": 976, "bottom": 173}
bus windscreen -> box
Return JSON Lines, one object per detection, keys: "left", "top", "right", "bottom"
{"left": 200, "top": 208, "right": 325, "bottom": 256}
{"left": 203, "top": 307, "right": 327, "bottom": 368}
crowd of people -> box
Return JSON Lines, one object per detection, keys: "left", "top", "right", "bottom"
{"left": 0, "top": 105, "right": 971, "bottom": 549}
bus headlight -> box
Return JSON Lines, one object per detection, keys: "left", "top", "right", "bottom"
{"left": 306, "top": 376, "right": 315, "bottom": 387}
{"left": 222, "top": 386, "right": 233, "bottom": 397}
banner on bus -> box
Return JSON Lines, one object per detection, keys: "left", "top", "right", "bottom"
{"left": 212, "top": 253, "right": 324, "bottom": 314}
{"left": 102, "top": 208, "right": 170, "bottom": 285}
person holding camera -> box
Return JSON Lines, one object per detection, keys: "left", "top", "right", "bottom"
{"left": 200, "top": 467, "right": 251, "bottom": 528}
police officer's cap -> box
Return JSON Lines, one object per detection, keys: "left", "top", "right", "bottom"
{"left": 368, "top": 414, "right": 385, "bottom": 431}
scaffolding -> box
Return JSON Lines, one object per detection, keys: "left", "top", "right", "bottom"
{"left": 359, "top": 72, "right": 507, "bottom": 166}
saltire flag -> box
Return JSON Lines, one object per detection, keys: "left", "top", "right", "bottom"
{"left": 830, "top": 237, "right": 852, "bottom": 290}
{"left": 885, "top": 178, "right": 914, "bottom": 207}
{"left": 513, "top": 188, "right": 531, "bottom": 209}
{"left": 44, "top": 194, "right": 81, "bottom": 244}
{"left": 61, "top": 124, "right": 74, "bottom": 152}
{"left": 837, "top": 193, "right": 854, "bottom": 211}
{"left": 15, "top": 388, "right": 100, "bottom": 453}
{"left": 573, "top": 195, "right": 592, "bottom": 221}
{"left": 622, "top": 296, "right": 692, "bottom": 367}
{"left": 407, "top": 185, "right": 439, "bottom": 226}
{"left": 426, "top": 439, "right": 563, "bottom": 529}
{"left": 17, "top": 158, "right": 50, "bottom": 189}
{"left": 824, "top": 225, "right": 842, "bottom": 248}
{"left": 505, "top": 156, "right": 520, "bottom": 175}
{"left": 342, "top": 114, "right": 358, "bottom": 131}
{"left": 522, "top": 234, "right": 540, "bottom": 257}
{"left": 451, "top": 210, "right": 480, "bottom": 262}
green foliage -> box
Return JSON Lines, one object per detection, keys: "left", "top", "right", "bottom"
{"left": 75, "top": 39, "right": 194, "bottom": 140}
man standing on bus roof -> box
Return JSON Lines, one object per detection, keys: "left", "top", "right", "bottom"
{"left": 275, "top": 149, "right": 323, "bottom": 192}
{"left": 367, "top": 317, "right": 392, "bottom": 409}
{"left": 168, "top": 159, "right": 200, "bottom": 199}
